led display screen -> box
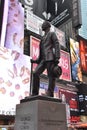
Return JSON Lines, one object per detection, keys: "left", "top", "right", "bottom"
{"left": 39, "top": 82, "right": 59, "bottom": 98}
{"left": 70, "top": 38, "right": 83, "bottom": 81}
{"left": 59, "top": 88, "right": 79, "bottom": 123}
{"left": 76, "top": 83, "right": 87, "bottom": 115}
{"left": 49, "top": 0, "right": 72, "bottom": 26}
{"left": 79, "top": 39, "right": 87, "bottom": 74}
{"left": 4, "top": 0, "right": 24, "bottom": 54}
{"left": 0, "top": 46, "right": 31, "bottom": 115}
{"left": 59, "top": 50, "right": 71, "bottom": 81}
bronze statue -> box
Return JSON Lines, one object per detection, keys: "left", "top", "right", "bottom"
{"left": 31, "top": 21, "right": 62, "bottom": 97}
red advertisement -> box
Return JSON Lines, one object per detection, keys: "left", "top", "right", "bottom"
{"left": 30, "top": 35, "right": 47, "bottom": 74}
{"left": 30, "top": 36, "right": 40, "bottom": 71}
{"left": 79, "top": 39, "right": 87, "bottom": 74}
{"left": 59, "top": 89, "right": 80, "bottom": 123}
{"left": 59, "top": 50, "right": 71, "bottom": 81}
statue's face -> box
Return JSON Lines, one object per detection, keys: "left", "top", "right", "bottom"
{"left": 42, "top": 26, "right": 46, "bottom": 31}
{"left": 42, "top": 21, "right": 51, "bottom": 31}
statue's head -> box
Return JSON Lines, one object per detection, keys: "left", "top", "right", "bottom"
{"left": 42, "top": 21, "right": 51, "bottom": 31}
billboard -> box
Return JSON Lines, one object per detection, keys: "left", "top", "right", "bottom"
{"left": 30, "top": 35, "right": 47, "bottom": 75}
{"left": 54, "top": 27, "right": 66, "bottom": 47}
{"left": 76, "top": 83, "right": 87, "bottom": 115}
{"left": 30, "top": 36, "right": 40, "bottom": 71}
{"left": 4, "top": 0, "right": 24, "bottom": 54}
{"left": 50, "top": 0, "right": 72, "bottom": 26}
{"left": 25, "top": 10, "right": 44, "bottom": 35}
{"left": 59, "top": 88, "right": 80, "bottom": 124}
{"left": 21, "top": 0, "right": 47, "bottom": 20}
{"left": 70, "top": 38, "right": 83, "bottom": 81}
{"left": 21, "top": 0, "right": 71, "bottom": 26}
{"left": 79, "top": 39, "right": 87, "bottom": 74}
{"left": 39, "top": 82, "right": 59, "bottom": 98}
{"left": 21, "top": 0, "right": 82, "bottom": 28}
{"left": 59, "top": 50, "right": 71, "bottom": 81}
{"left": 0, "top": 46, "right": 31, "bottom": 115}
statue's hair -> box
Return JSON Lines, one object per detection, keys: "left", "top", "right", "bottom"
{"left": 42, "top": 21, "right": 51, "bottom": 30}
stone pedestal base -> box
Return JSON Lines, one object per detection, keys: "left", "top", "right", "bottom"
{"left": 14, "top": 95, "right": 67, "bottom": 130}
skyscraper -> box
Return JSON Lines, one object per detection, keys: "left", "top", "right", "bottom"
{"left": 79, "top": 0, "right": 87, "bottom": 40}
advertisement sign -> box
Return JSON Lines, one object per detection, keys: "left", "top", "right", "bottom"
{"left": 70, "top": 38, "right": 83, "bottom": 81}
{"left": 79, "top": 39, "right": 87, "bottom": 74}
{"left": 26, "top": 10, "right": 44, "bottom": 35}
{"left": 39, "top": 82, "right": 59, "bottom": 98}
{"left": 59, "top": 50, "right": 71, "bottom": 81}
{"left": 76, "top": 83, "right": 87, "bottom": 115}
{"left": 50, "top": 0, "right": 72, "bottom": 26}
{"left": 59, "top": 89, "right": 79, "bottom": 124}
{"left": 55, "top": 27, "right": 66, "bottom": 47}
{"left": 30, "top": 36, "right": 40, "bottom": 71}
{"left": 4, "top": 0, "right": 24, "bottom": 54}
{"left": 30, "top": 35, "right": 47, "bottom": 74}
{"left": 21, "top": 0, "right": 47, "bottom": 20}
{"left": 0, "top": 46, "right": 31, "bottom": 115}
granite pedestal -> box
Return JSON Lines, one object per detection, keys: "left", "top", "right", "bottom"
{"left": 14, "top": 95, "right": 67, "bottom": 130}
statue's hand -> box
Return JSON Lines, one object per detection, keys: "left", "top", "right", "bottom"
{"left": 55, "top": 59, "right": 59, "bottom": 65}
{"left": 30, "top": 59, "right": 36, "bottom": 63}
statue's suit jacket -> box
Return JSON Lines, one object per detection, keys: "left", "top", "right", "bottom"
{"left": 35, "top": 31, "right": 60, "bottom": 64}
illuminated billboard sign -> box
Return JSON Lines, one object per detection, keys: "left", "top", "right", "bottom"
{"left": 30, "top": 36, "right": 40, "bottom": 71}
{"left": 76, "top": 83, "right": 87, "bottom": 115}
{"left": 25, "top": 10, "right": 44, "bottom": 35}
{"left": 4, "top": 0, "right": 24, "bottom": 54}
{"left": 70, "top": 38, "right": 83, "bottom": 81}
{"left": 59, "top": 88, "right": 79, "bottom": 123}
{"left": 50, "top": 0, "right": 72, "bottom": 26}
{"left": 79, "top": 39, "right": 87, "bottom": 74}
{"left": 59, "top": 50, "right": 71, "bottom": 81}
{"left": 0, "top": 46, "right": 31, "bottom": 115}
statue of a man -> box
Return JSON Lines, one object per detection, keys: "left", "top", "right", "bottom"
{"left": 31, "top": 21, "right": 62, "bottom": 97}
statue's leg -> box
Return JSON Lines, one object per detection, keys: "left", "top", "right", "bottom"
{"left": 46, "top": 62, "right": 56, "bottom": 97}
{"left": 47, "top": 76, "right": 55, "bottom": 97}
{"left": 32, "top": 62, "right": 45, "bottom": 95}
